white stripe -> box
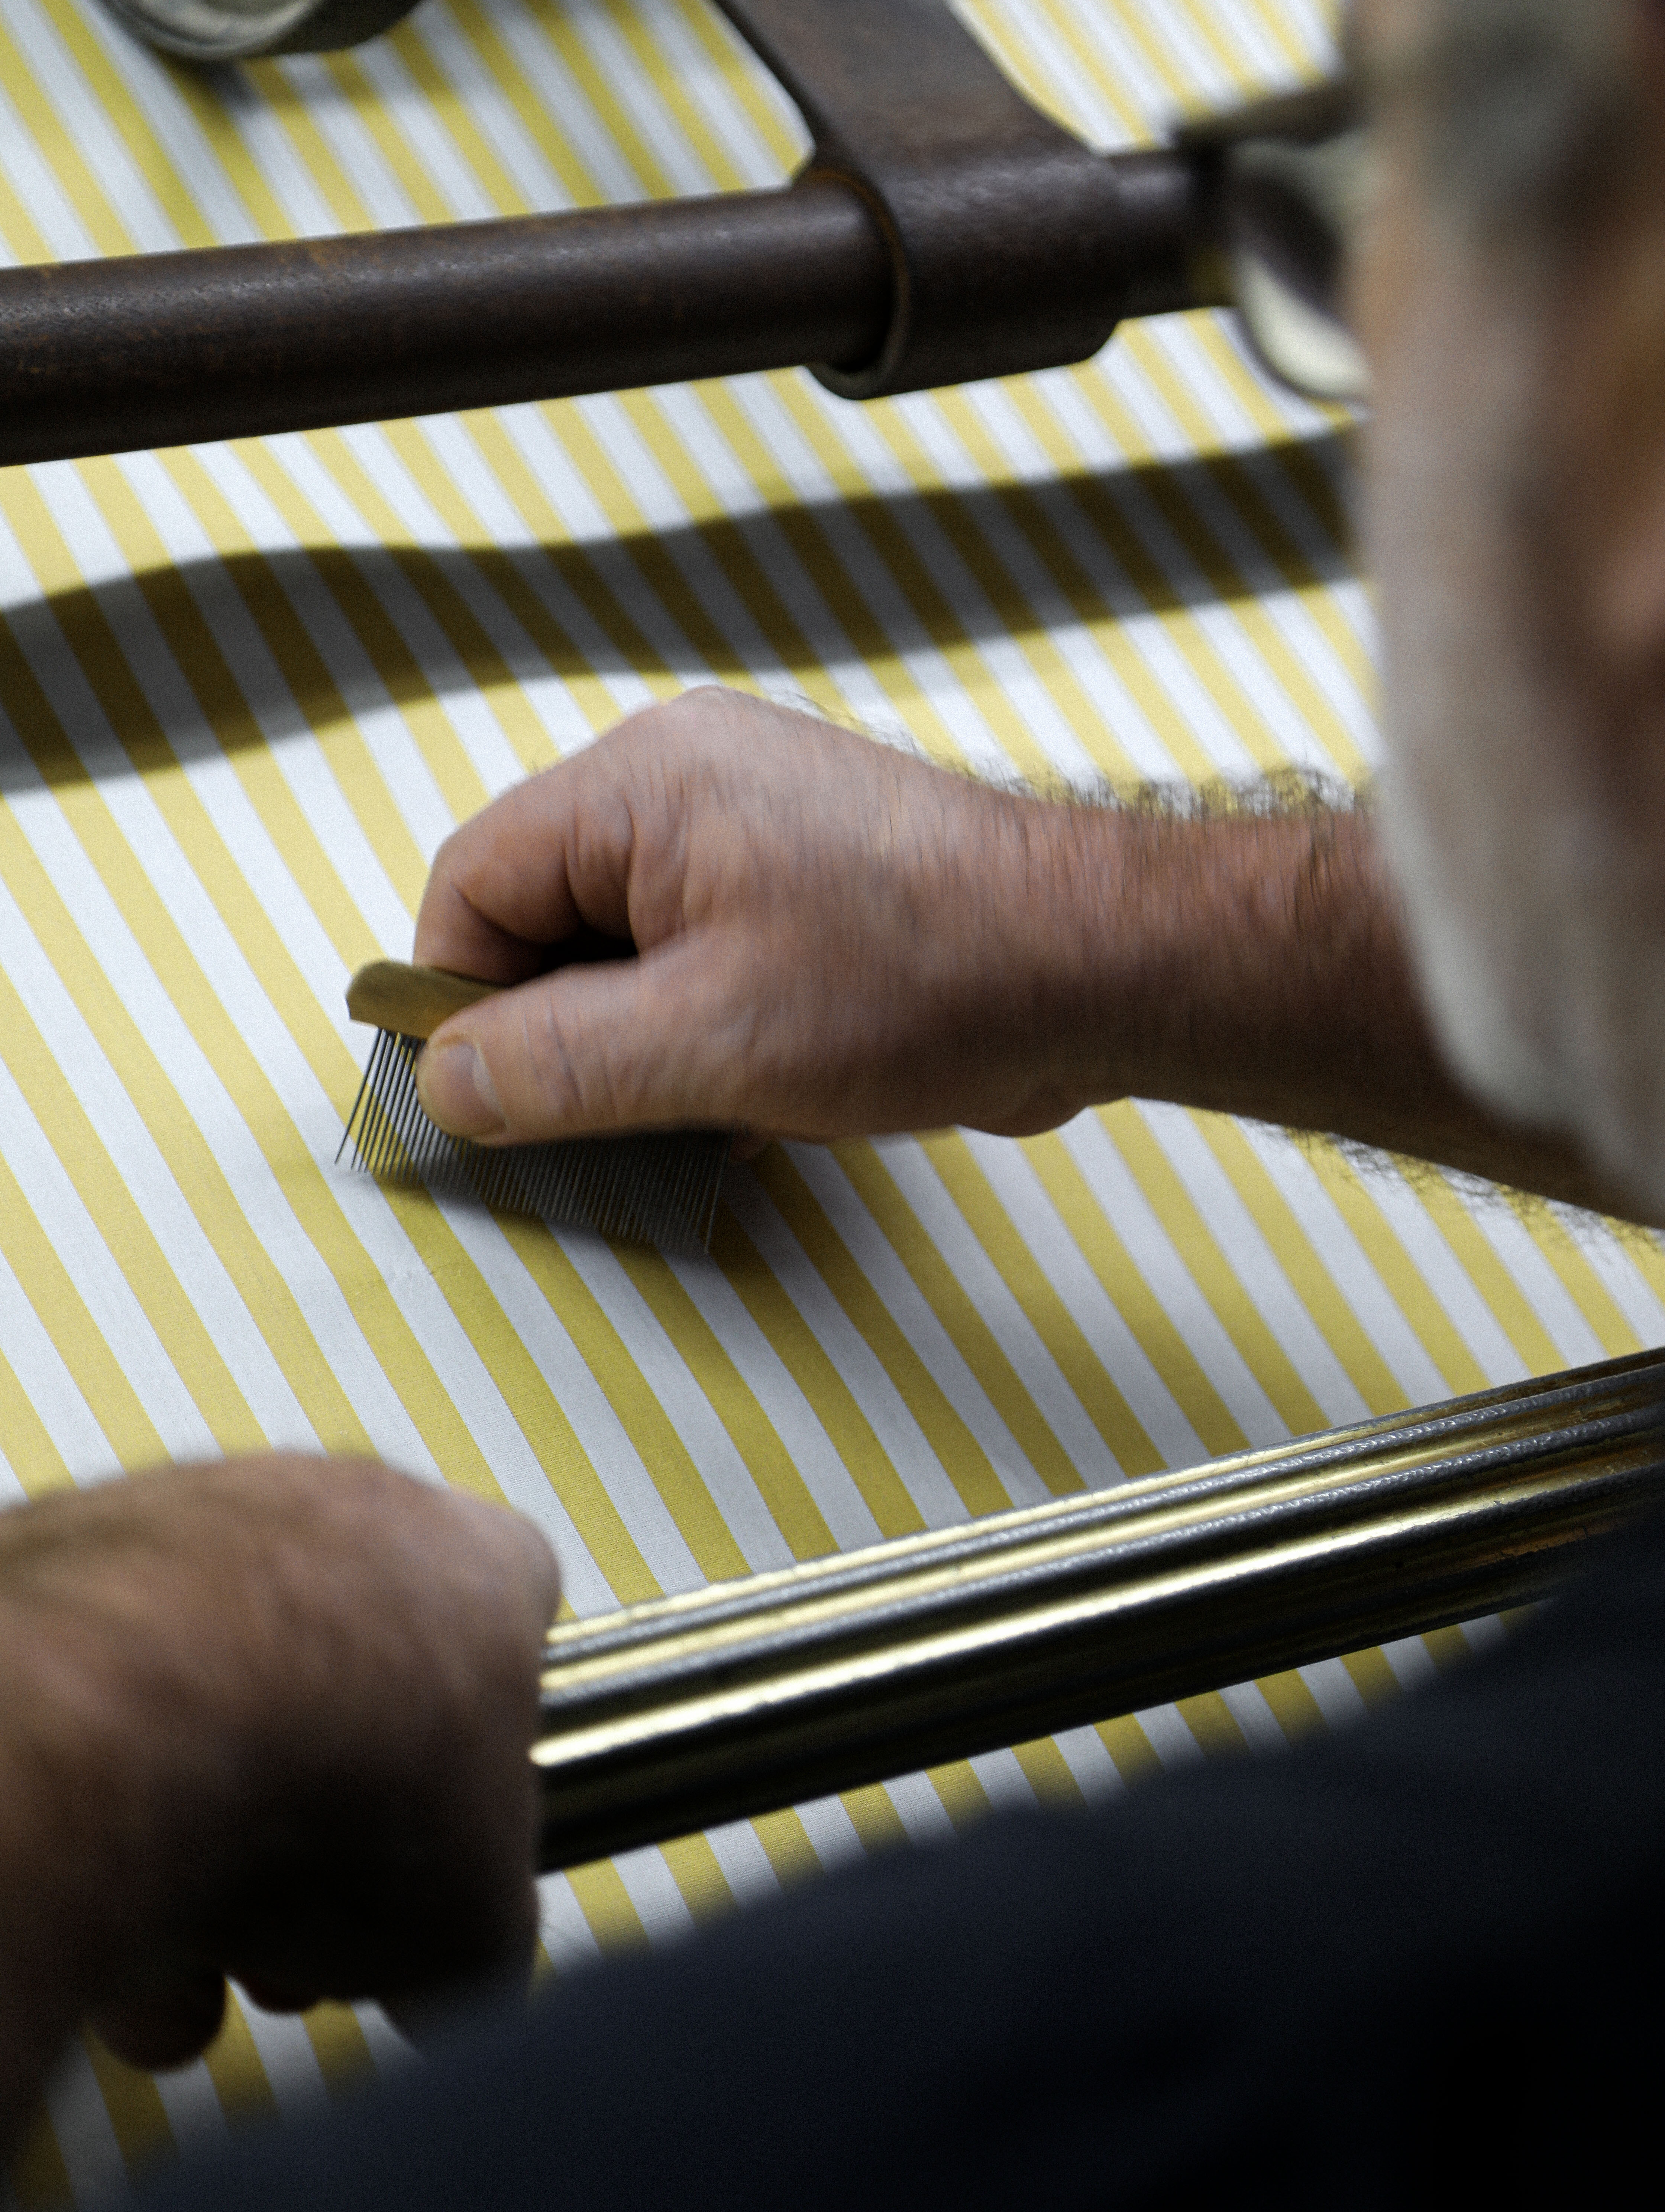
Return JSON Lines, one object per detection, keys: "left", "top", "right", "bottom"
{"left": 723, "top": 1163, "right": 973, "bottom": 1529}
{"left": 556, "top": 1233, "right": 799, "bottom": 1575}
{"left": 876, "top": 1135, "right": 1124, "bottom": 1490}
{"left": 1058, "top": 1110, "right": 1289, "bottom": 1448}
{"left": 958, "top": 1126, "right": 1210, "bottom": 1472}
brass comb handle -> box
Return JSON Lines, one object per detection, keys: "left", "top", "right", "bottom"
{"left": 345, "top": 961, "right": 499, "bottom": 1041}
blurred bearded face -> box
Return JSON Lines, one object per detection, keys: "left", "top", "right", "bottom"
{"left": 1352, "top": 0, "right": 1665, "bottom": 1214}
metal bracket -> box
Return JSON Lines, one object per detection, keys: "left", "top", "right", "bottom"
{"left": 718, "top": 0, "right": 1139, "bottom": 396}
{"left": 96, "top": 0, "right": 1202, "bottom": 399}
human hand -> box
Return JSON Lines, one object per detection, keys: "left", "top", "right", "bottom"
{"left": 412, "top": 688, "right": 1132, "bottom": 1148}
{"left": 0, "top": 1458, "right": 557, "bottom": 2144}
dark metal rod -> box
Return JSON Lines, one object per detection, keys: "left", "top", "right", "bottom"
{"left": 0, "top": 152, "right": 1206, "bottom": 468}
{"left": 534, "top": 1349, "right": 1665, "bottom": 1869}
{"left": 0, "top": 182, "right": 889, "bottom": 466}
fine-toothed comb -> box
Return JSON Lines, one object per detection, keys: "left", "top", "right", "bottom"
{"left": 337, "top": 960, "right": 729, "bottom": 1252}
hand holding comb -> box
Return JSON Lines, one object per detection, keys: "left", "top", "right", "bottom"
{"left": 338, "top": 961, "right": 729, "bottom": 1253}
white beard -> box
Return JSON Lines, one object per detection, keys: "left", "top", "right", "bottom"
{"left": 1367, "top": 221, "right": 1665, "bottom": 1216}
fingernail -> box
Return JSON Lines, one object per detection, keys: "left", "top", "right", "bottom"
{"left": 417, "top": 1041, "right": 505, "bottom": 1138}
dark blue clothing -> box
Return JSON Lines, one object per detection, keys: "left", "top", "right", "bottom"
{"left": 143, "top": 1518, "right": 1665, "bottom": 2207}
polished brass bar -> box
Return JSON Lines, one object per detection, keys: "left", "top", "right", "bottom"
{"left": 535, "top": 1349, "right": 1665, "bottom": 1870}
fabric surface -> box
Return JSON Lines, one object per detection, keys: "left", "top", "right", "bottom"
{"left": 0, "top": 0, "right": 1659, "bottom": 2200}
{"left": 135, "top": 1514, "right": 1665, "bottom": 2211}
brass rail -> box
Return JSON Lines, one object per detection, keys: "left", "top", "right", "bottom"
{"left": 535, "top": 1349, "right": 1665, "bottom": 1869}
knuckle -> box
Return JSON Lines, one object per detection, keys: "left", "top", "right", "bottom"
{"left": 518, "top": 986, "right": 593, "bottom": 1128}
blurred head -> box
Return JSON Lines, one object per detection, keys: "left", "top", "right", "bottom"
{"left": 1352, "top": 0, "right": 1665, "bottom": 1212}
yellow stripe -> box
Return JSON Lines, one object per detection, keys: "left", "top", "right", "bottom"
{"left": 200, "top": 1992, "right": 278, "bottom": 2122}
{"left": 1503, "top": 1196, "right": 1642, "bottom": 1360}
{"left": 36, "top": 2, "right": 220, "bottom": 249}
{"left": 31, "top": 454, "right": 425, "bottom": 931}
{"left": 1099, "top": 1103, "right": 1327, "bottom": 1437}
{"left": 498, "top": 1217, "right": 751, "bottom": 1585}
{"left": 1399, "top": 1168, "right": 1564, "bottom": 1375}
{"left": 381, "top": 30, "right": 531, "bottom": 219}
{"left": 1023, "top": 1128, "right": 1245, "bottom": 1459}
{"left": 836, "top": 1783, "right": 911, "bottom": 1854}
{"left": 252, "top": 430, "right": 496, "bottom": 827}
{"left": 373, "top": 1189, "right": 659, "bottom": 1598}
{"left": 1079, "top": 332, "right": 1362, "bottom": 725}
{"left": 664, "top": 0, "right": 806, "bottom": 176}
{"left": 242, "top": 59, "right": 378, "bottom": 233}
{"left": 0, "top": 143, "right": 50, "bottom": 261}
{"left": 839, "top": 1139, "right": 1091, "bottom": 1494}
{"left": 80, "top": 2035, "right": 171, "bottom": 2183}
{"left": 0, "top": 948, "right": 264, "bottom": 1455}
{"left": 1096, "top": 1714, "right": 1164, "bottom": 1783}
{"left": 174, "top": 443, "right": 461, "bottom": 899}
{"left": 691, "top": 379, "right": 979, "bottom": 759}
{"left": 331, "top": 417, "right": 568, "bottom": 777}
{"left": 322, "top": 52, "right": 458, "bottom": 226}
{"left": 1420, "top": 1626, "right": 1475, "bottom": 1675}
{"left": 78, "top": 454, "right": 383, "bottom": 977}
{"left": 1340, "top": 1647, "right": 1403, "bottom": 1710}
{"left": 608, "top": 0, "right": 751, "bottom": 195}
{"left": 1011, "top": 1736, "right": 1087, "bottom": 1807}
{"left": 961, "top": 0, "right": 1142, "bottom": 139}
{"left": 769, "top": 382, "right": 1063, "bottom": 786}
{"left": 161, "top": 72, "right": 294, "bottom": 240}
{"left": 748, "top": 1807, "right": 825, "bottom": 1885}
{"left": 709, "top": 1205, "right": 925, "bottom": 1540}
{"left": 874, "top": 392, "right": 1164, "bottom": 788}
{"left": 1253, "top": 1666, "right": 1328, "bottom": 1741}
{"left": 528, "top": 0, "right": 676, "bottom": 200}
{"left": 301, "top": 2003, "right": 375, "bottom": 2097}
{"left": 1192, "top": 1115, "right": 1407, "bottom": 1416}
{"left": 0, "top": 617, "right": 376, "bottom": 1459}
{"left": 0, "top": 1337, "right": 72, "bottom": 1497}
{"left": 659, "top": 1834, "right": 736, "bottom": 1924}
{"left": 756, "top": 1148, "right": 1014, "bottom": 1518}
{"left": 1296, "top": 1139, "right": 1488, "bottom": 1398}
{"left": 0, "top": 20, "right": 136, "bottom": 256}
{"left": 0, "top": 573, "right": 540, "bottom": 1517}
{"left": 432, "top": 0, "right": 612, "bottom": 209}
{"left": 975, "top": 380, "right": 1351, "bottom": 784}
{"left": 927, "top": 1759, "right": 995, "bottom": 1833}
{"left": 613, "top": 1244, "right": 839, "bottom": 1562}
{"left": 614, "top": 387, "right": 857, "bottom": 715}
{"left": 460, "top": 409, "right": 686, "bottom": 720}
{"left": 0, "top": 1141, "right": 164, "bottom": 1469}
{"left": 534, "top": 401, "right": 759, "bottom": 687}
{"left": 919, "top": 1129, "right": 1164, "bottom": 1476}
{"left": 565, "top": 1860, "right": 651, "bottom": 1953}
{"left": 305, "top": 418, "right": 553, "bottom": 801}
{"left": 1007, "top": 381, "right": 1371, "bottom": 781}
{"left": 1176, "top": 1690, "right": 1248, "bottom": 1755}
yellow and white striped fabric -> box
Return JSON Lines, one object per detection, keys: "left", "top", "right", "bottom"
{"left": 2, "top": 0, "right": 1661, "bottom": 2199}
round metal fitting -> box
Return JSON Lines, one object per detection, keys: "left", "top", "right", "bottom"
{"left": 97, "top": 0, "right": 422, "bottom": 62}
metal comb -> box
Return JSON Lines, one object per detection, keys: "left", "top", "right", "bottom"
{"left": 338, "top": 961, "right": 729, "bottom": 1252}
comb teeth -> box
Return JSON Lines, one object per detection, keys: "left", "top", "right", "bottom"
{"left": 338, "top": 1030, "right": 728, "bottom": 1252}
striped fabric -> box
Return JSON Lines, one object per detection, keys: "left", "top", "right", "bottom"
{"left": 1, "top": 0, "right": 1659, "bottom": 2198}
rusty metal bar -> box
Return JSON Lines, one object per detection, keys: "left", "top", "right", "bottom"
{"left": 0, "top": 0, "right": 1223, "bottom": 467}
{"left": 0, "top": 152, "right": 1206, "bottom": 468}
{"left": 0, "top": 184, "right": 890, "bottom": 468}
{"left": 534, "top": 1349, "right": 1665, "bottom": 1870}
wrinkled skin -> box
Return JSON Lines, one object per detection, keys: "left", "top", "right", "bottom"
{"left": 0, "top": 1461, "right": 557, "bottom": 2147}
